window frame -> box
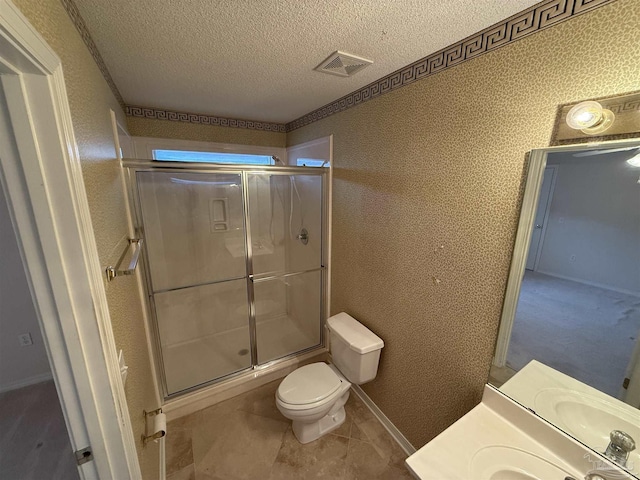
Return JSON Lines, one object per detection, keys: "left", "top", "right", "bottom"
{"left": 130, "top": 136, "right": 287, "bottom": 165}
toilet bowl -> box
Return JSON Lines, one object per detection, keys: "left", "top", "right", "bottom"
{"left": 276, "top": 362, "right": 351, "bottom": 443}
{"left": 276, "top": 312, "right": 384, "bottom": 444}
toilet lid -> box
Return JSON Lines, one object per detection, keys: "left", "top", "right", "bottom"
{"left": 277, "top": 363, "right": 342, "bottom": 405}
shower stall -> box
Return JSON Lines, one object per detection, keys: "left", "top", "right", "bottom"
{"left": 123, "top": 159, "right": 327, "bottom": 398}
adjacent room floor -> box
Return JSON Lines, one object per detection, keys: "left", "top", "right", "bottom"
{"left": 0, "top": 381, "right": 79, "bottom": 480}
{"left": 165, "top": 379, "right": 412, "bottom": 480}
{"left": 506, "top": 271, "right": 640, "bottom": 397}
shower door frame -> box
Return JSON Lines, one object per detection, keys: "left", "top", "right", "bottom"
{"left": 122, "top": 159, "right": 329, "bottom": 400}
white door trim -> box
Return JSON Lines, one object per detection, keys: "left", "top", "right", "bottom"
{"left": 623, "top": 336, "right": 640, "bottom": 408}
{"left": 530, "top": 164, "right": 557, "bottom": 272}
{"left": 492, "top": 148, "right": 547, "bottom": 368}
{"left": 0, "top": 1, "right": 140, "bottom": 478}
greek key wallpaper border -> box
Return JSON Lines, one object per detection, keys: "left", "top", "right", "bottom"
{"left": 60, "top": 0, "right": 615, "bottom": 133}
{"left": 124, "top": 106, "right": 287, "bottom": 133}
{"left": 285, "top": 0, "right": 616, "bottom": 132}
{"left": 60, "top": 0, "right": 125, "bottom": 107}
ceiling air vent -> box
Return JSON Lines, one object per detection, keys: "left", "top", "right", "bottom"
{"left": 315, "top": 51, "right": 373, "bottom": 77}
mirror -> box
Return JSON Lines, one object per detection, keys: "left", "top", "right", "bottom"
{"left": 489, "top": 140, "right": 640, "bottom": 478}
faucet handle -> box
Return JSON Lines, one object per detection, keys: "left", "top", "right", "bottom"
{"left": 584, "top": 474, "right": 607, "bottom": 480}
{"left": 610, "top": 430, "right": 636, "bottom": 452}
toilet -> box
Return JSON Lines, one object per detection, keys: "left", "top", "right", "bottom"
{"left": 275, "top": 312, "right": 384, "bottom": 444}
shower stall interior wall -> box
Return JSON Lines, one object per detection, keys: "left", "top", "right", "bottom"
{"left": 125, "top": 161, "right": 327, "bottom": 398}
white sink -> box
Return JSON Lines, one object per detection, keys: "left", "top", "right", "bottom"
{"left": 535, "top": 388, "right": 640, "bottom": 472}
{"left": 406, "top": 386, "right": 593, "bottom": 480}
{"left": 471, "top": 446, "right": 577, "bottom": 480}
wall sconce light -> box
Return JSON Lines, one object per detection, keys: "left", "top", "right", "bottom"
{"left": 565, "top": 101, "right": 615, "bottom": 135}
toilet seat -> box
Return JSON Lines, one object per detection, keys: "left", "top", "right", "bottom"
{"left": 277, "top": 363, "right": 343, "bottom": 410}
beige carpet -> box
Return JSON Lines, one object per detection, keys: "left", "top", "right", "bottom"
{"left": 507, "top": 271, "right": 640, "bottom": 397}
{"left": 0, "top": 381, "right": 78, "bottom": 480}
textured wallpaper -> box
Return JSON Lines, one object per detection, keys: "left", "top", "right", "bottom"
{"left": 12, "top": 0, "right": 640, "bottom": 464}
{"left": 12, "top": 0, "right": 160, "bottom": 477}
{"left": 288, "top": 0, "right": 640, "bottom": 448}
{"left": 127, "top": 116, "right": 286, "bottom": 148}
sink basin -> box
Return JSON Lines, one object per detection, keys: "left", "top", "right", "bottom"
{"left": 535, "top": 388, "right": 640, "bottom": 472}
{"left": 406, "top": 386, "right": 634, "bottom": 480}
{"left": 471, "top": 446, "right": 577, "bottom": 479}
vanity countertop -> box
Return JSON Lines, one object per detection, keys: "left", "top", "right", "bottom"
{"left": 499, "top": 360, "right": 640, "bottom": 477}
{"left": 500, "top": 360, "right": 638, "bottom": 409}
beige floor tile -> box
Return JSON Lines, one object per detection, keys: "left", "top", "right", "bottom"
{"left": 344, "top": 438, "right": 411, "bottom": 479}
{"left": 196, "top": 397, "right": 238, "bottom": 425}
{"left": 166, "top": 425, "right": 194, "bottom": 476}
{"left": 344, "top": 438, "right": 389, "bottom": 479}
{"left": 372, "top": 463, "right": 414, "bottom": 480}
{"left": 268, "top": 426, "right": 349, "bottom": 479}
{"left": 167, "top": 463, "right": 196, "bottom": 480}
{"left": 350, "top": 422, "right": 367, "bottom": 441}
{"left": 193, "top": 409, "right": 288, "bottom": 480}
{"left": 168, "top": 410, "right": 203, "bottom": 434}
{"left": 344, "top": 393, "right": 376, "bottom": 427}
{"left": 353, "top": 417, "right": 405, "bottom": 465}
{"left": 194, "top": 469, "right": 223, "bottom": 480}
{"left": 167, "top": 382, "right": 412, "bottom": 480}
{"left": 330, "top": 413, "right": 353, "bottom": 438}
{"left": 234, "top": 380, "right": 288, "bottom": 423}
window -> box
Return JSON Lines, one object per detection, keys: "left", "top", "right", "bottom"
{"left": 296, "top": 158, "right": 328, "bottom": 167}
{"left": 153, "top": 149, "right": 274, "bottom": 165}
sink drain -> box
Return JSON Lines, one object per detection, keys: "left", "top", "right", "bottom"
{"left": 238, "top": 349, "right": 249, "bottom": 356}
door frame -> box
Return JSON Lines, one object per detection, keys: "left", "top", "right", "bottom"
{"left": 0, "top": 1, "right": 140, "bottom": 478}
{"left": 526, "top": 164, "right": 557, "bottom": 272}
{"left": 623, "top": 335, "right": 640, "bottom": 407}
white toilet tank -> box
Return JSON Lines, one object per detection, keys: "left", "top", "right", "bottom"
{"left": 327, "top": 312, "right": 384, "bottom": 384}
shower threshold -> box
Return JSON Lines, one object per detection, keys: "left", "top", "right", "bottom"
{"left": 162, "top": 346, "right": 328, "bottom": 420}
{"left": 162, "top": 314, "right": 322, "bottom": 397}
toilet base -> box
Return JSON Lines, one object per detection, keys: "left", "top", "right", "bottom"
{"left": 292, "top": 405, "right": 347, "bottom": 444}
{"left": 277, "top": 364, "right": 352, "bottom": 444}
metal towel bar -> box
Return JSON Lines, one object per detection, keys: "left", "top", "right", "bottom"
{"left": 106, "top": 238, "right": 143, "bottom": 282}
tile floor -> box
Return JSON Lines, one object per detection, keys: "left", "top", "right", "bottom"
{"left": 0, "top": 381, "right": 79, "bottom": 480}
{"left": 166, "top": 380, "right": 413, "bottom": 480}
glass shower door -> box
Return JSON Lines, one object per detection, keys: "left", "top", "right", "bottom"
{"left": 137, "top": 171, "right": 252, "bottom": 395}
{"left": 247, "top": 173, "right": 324, "bottom": 364}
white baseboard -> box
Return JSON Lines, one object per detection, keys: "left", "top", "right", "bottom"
{"left": 0, "top": 372, "right": 53, "bottom": 393}
{"left": 535, "top": 269, "right": 640, "bottom": 297}
{"left": 350, "top": 384, "right": 416, "bottom": 456}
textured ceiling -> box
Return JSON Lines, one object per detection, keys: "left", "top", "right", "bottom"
{"left": 74, "top": 0, "right": 541, "bottom": 123}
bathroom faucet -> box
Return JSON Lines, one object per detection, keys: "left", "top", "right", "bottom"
{"left": 565, "top": 470, "right": 629, "bottom": 480}
{"left": 604, "top": 430, "right": 636, "bottom": 468}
